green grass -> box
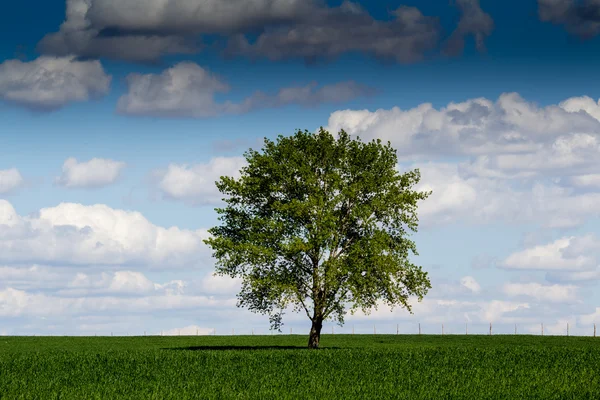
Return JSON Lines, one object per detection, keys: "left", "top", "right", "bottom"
{"left": 1, "top": 334, "right": 600, "bottom": 399}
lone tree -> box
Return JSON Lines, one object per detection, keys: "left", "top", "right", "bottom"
{"left": 204, "top": 128, "right": 432, "bottom": 349}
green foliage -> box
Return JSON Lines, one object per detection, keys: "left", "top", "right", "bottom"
{"left": 204, "top": 128, "right": 432, "bottom": 332}
{"left": 1, "top": 335, "right": 600, "bottom": 399}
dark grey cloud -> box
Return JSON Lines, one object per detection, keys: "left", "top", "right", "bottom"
{"left": 444, "top": 0, "right": 494, "bottom": 56}
{"left": 538, "top": 0, "right": 600, "bottom": 37}
{"left": 224, "top": 5, "right": 441, "bottom": 64}
{"left": 38, "top": 0, "right": 492, "bottom": 64}
{"left": 39, "top": 32, "right": 199, "bottom": 64}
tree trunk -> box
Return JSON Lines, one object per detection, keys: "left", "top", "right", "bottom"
{"left": 308, "top": 317, "right": 323, "bottom": 349}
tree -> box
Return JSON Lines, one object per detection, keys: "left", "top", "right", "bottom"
{"left": 203, "top": 127, "right": 432, "bottom": 349}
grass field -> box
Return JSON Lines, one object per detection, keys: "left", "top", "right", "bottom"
{"left": 1, "top": 334, "right": 600, "bottom": 399}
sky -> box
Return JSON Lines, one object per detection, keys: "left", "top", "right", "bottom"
{"left": 2, "top": 0, "right": 600, "bottom": 337}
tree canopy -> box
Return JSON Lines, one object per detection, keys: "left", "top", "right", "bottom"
{"left": 203, "top": 127, "right": 432, "bottom": 348}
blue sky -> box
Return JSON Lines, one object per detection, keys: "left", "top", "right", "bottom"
{"left": 2, "top": 0, "right": 600, "bottom": 336}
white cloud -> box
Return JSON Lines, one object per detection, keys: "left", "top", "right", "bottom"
{"left": 408, "top": 162, "right": 600, "bottom": 229}
{"left": 560, "top": 95, "right": 600, "bottom": 121}
{"left": 426, "top": 276, "right": 484, "bottom": 298}
{"left": 478, "top": 300, "right": 532, "bottom": 323}
{"left": 56, "top": 157, "right": 126, "bottom": 188}
{"left": 57, "top": 270, "right": 185, "bottom": 296}
{"left": 0, "top": 56, "right": 111, "bottom": 111}
{"left": 460, "top": 276, "right": 481, "bottom": 293}
{"left": 117, "top": 62, "right": 375, "bottom": 118}
{"left": 502, "top": 282, "right": 579, "bottom": 303}
{"left": 0, "top": 265, "right": 69, "bottom": 291}
{"left": 198, "top": 273, "right": 242, "bottom": 296}
{"left": 539, "top": 317, "right": 577, "bottom": 336}
{"left": 580, "top": 307, "right": 600, "bottom": 326}
{"left": 562, "top": 173, "right": 600, "bottom": 189}
{"left": 499, "top": 236, "right": 596, "bottom": 271}
{"left": 322, "top": 92, "right": 600, "bottom": 165}
{"left": 153, "top": 156, "right": 247, "bottom": 205}
{"left": 0, "top": 199, "right": 211, "bottom": 268}
{"left": 0, "top": 168, "right": 24, "bottom": 194}
{"left": 0, "top": 287, "right": 235, "bottom": 318}
{"left": 347, "top": 297, "right": 530, "bottom": 326}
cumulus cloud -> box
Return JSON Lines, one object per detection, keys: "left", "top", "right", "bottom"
{"left": 580, "top": 307, "right": 600, "bottom": 325}
{"left": 502, "top": 282, "right": 579, "bottom": 303}
{"left": 0, "top": 199, "right": 211, "bottom": 268}
{"left": 0, "top": 56, "right": 111, "bottom": 111}
{"left": 57, "top": 270, "right": 185, "bottom": 296}
{"left": 529, "top": 234, "right": 600, "bottom": 283}
{"left": 322, "top": 92, "right": 600, "bottom": 162}
{"left": 38, "top": 0, "right": 491, "bottom": 64}
{"left": 116, "top": 62, "right": 376, "bottom": 118}
{"left": 499, "top": 236, "right": 597, "bottom": 271}
{"left": 0, "top": 287, "right": 235, "bottom": 318}
{"left": 460, "top": 276, "right": 481, "bottom": 293}
{"left": 405, "top": 162, "right": 600, "bottom": 229}
{"left": 444, "top": 0, "right": 494, "bottom": 56}
{"left": 152, "top": 156, "right": 247, "bottom": 205}
{"left": 348, "top": 296, "right": 531, "bottom": 327}
{"left": 426, "top": 275, "right": 484, "bottom": 299}
{"left": 0, "top": 168, "right": 24, "bottom": 194}
{"left": 55, "top": 157, "right": 126, "bottom": 188}
{"left": 538, "top": 0, "right": 600, "bottom": 38}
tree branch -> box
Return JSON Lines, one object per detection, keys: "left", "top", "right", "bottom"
{"left": 323, "top": 288, "right": 350, "bottom": 319}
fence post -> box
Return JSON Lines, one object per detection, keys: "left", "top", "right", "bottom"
{"left": 419, "top": 323, "right": 421, "bottom": 335}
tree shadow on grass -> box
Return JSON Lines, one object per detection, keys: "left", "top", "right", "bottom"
{"left": 162, "top": 345, "right": 341, "bottom": 351}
